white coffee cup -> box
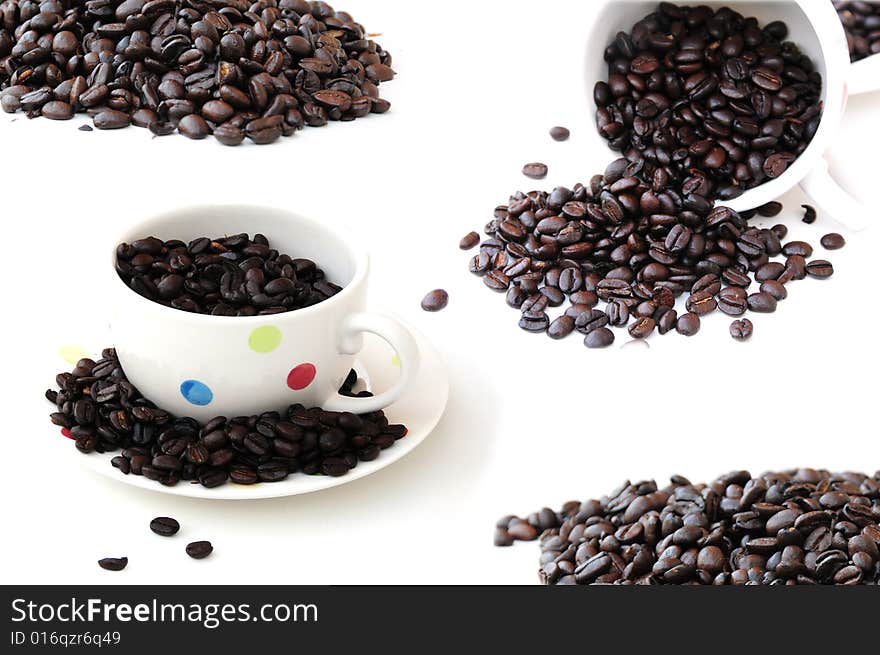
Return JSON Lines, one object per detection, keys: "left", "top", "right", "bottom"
{"left": 109, "top": 205, "right": 420, "bottom": 422}
{"left": 584, "top": 0, "right": 879, "bottom": 230}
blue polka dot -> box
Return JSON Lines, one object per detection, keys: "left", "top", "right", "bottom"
{"left": 180, "top": 380, "right": 213, "bottom": 406}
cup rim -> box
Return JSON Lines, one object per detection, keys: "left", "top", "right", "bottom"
{"left": 110, "top": 203, "right": 369, "bottom": 326}
{"left": 582, "top": 0, "right": 851, "bottom": 212}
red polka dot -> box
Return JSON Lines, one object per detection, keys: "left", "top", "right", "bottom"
{"left": 287, "top": 363, "right": 316, "bottom": 391}
{"left": 61, "top": 428, "right": 74, "bottom": 440}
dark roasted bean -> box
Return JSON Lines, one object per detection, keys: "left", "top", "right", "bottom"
{"left": 421, "top": 289, "right": 449, "bottom": 312}
{"left": 730, "top": 318, "right": 754, "bottom": 341}
{"left": 150, "top": 517, "right": 180, "bottom": 537}
{"left": 185, "top": 541, "right": 213, "bottom": 560}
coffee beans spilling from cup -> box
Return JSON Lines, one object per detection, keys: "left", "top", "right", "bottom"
{"left": 594, "top": 4, "right": 822, "bottom": 200}
{"left": 47, "top": 348, "right": 408, "bottom": 488}
{"left": 0, "top": 0, "right": 393, "bottom": 144}
{"left": 466, "top": 163, "right": 837, "bottom": 347}
{"left": 835, "top": 1, "right": 880, "bottom": 62}
{"left": 496, "top": 468, "right": 880, "bottom": 585}
{"left": 115, "top": 233, "right": 342, "bottom": 316}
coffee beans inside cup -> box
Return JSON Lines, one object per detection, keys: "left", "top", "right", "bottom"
{"left": 496, "top": 468, "right": 880, "bottom": 585}
{"left": 47, "top": 348, "right": 408, "bottom": 488}
{"left": 835, "top": 1, "right": 880, "bottom": 62}
{"left": 0, "top": 0, "right": 393, "bottom": 145}
{"left": 594, "top": 4, "right": 823, "bottom": 200}
{"left": 115, "top": 233, "right": 342, "bottom": 316}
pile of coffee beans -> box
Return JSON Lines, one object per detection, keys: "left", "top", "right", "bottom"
{"left": 47, "top": 348, "right": 408, "bottom": 488}
{"left": 0, "top": 0, "right": 393, "bottom": 145}
{"left": 116, "top": 233, "right": 341, "bottom": 316}
{"left": 467, "top": 159, "right": 837, "bottom": 347}
{"left": 835, "top": 1, "right": 880, "bottom": 62}
{"left": 496, "top": 468, "right": 880, "bottom": 586}
{"left": 594, "top": 4, "right": 822, "bottom": 199}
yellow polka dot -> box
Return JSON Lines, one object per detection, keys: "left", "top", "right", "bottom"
{"left": 249, "top": 326, "right": 282, "bottom": 353}
{"left": 391, "top": 354, "right": 401, "bottom": 367}
{"left": 60, "top": 346, "right": 90, "bottom": 365}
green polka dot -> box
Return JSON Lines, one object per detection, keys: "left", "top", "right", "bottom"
{"left": 249, "top": 326, "right": 282, "bottom": 353}
{"left": 391, "top": 354, "right": 401, "bottom": 367}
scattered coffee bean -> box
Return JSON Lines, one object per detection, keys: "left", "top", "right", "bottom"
{"left": 836, "top": 1, "right": 880, "bottom": 62}
{"left": 802, "top": 204, "right": 817, "bottom": 224}
{"left": 150, "top": 517, "right": 180, "bottom": 537}
{"left": 498, "top": 468, "right": 880, "bottom": 585}
{"left": 459, "top": 231, "right": 480, "bottom": 250}
{"left": 757, "top": 202, "right": 783, "bottom": 217}
{"left": 0, "top": 1, "right": 393, "bottom": 144}
{"left": 47, "top": 351, "right": 408, "bottom": 489}
{"left": 760, "top": 280, "right": 787, "bottom": 301}
{"left": 421, "top": 289, "right": 449, "bottom": 312}
{"left": 116, "top": 234, "right": 341, "bottom": 316}
{"left": 550, "top": 126, "right": 570, "bottom": 142}
{"left": 821, "top": 233, "right": 846, "bottom": 250}
{"left": 595, "top": 5, "right": 822, "bottom": 199}
{"left": 730, "top": 318, "right": 754, "bottom": 341}
{"left": 676, "top": 313, "right": 700, "bottom": 336}
{"left": 78, "top": 125, "right": 93, "bottom": 132}
{"left": 186, "top": 541, "right": 213, "bottom": 560}
{"left": 747, "top": 292, "right": 777, "bottom": 313}
{"left": 98, "top": 557, "right": 128, "bottom": 571}
{"left": 806, "top": 260, "right": 834, "bottom": 279}
{"left": 523, "top": 163, "right": 548, "bottom": 179}
{"left": 584, "top": 327, "right": 615, "bottom": 349}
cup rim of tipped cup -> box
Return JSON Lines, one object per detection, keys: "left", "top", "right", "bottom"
{"left": 583, "top": 0, "right": 851, "bottom": 213}
{"left": 109, "top": 203, "right": 369, "bottom": 325}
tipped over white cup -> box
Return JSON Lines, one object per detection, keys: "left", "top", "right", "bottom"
{"left": 584, "top": 0, "right": 879, "bottom": 230}
{"left": 109, "top": 205, "right": 420, "bottom": 422}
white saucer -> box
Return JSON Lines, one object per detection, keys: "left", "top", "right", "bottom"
{"left": 54, "top": 326, "right": 448, "bottom": 500}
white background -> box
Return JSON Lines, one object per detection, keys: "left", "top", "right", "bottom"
{"left": 1, "top": 0, "right": 878, "bottom": 585}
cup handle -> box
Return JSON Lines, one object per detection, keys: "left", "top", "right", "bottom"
{"left": 848, "top": 55, "right": 880, "bottom": 96}
{"left": 323, "top": 312, "right": 420, "bottom": 414}
{"left": 799, "top": 158, "right": 869, "bottom": 231}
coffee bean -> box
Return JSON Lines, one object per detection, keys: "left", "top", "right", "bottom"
{"left": 498, "top": 468, "right": 880, "bottom": 585}
{"left": 783, "top": 241, "right": 813, "bottom": 258}
{"left": 98, "top": 557, "right": 128, "bottom": 571}
{"left": 806, "top": 260, "right": 834, "bottom": 279}
{"left": 150, "top": 517, "right": 180, "bottom": 537}
{"left": 821, "top": 233, "right": 845, "bottom": 250}
{"left": 523, "top": 163, "right": 549, "bottom": 179}
{"left": 0, "top": 3, "right": 393, "bottom": 143}
{"left": 760, "top": 280, "right": 788, "bottom": 301}
{"left": 116, "top": 234, "right": 340, "bottom": 316}
{"left": 802, "top": 204, "right": 817, "bottom": 224}
{"left": 186, "top": 541, "right": 213, "bottom": 560}
{"left": 460, "top": 231, "right": 480, "bottom": 250}
{"left": 548, "top": 315, "right": 575, "bottom": 340}
{"left": 730, "top": 318, "right": 754, "bottom": 341}
{"left": 757, "top": 202, "right": 783, "bottom": 217}
{"left": 178, "top": 114, "right": 209, "bottom": 140}
{"left": 747, "top": 292, "right": 778, "bottom": 313}
{"left": 837, "top": 2, "right": 880, "bottom": 62}
{"left": 421, "top": 289, "right": 449, "bottom": 312}
{"left": 584, "top": 327, "right": 615, "bottom": 348}
{"left": 93, "top": 109, "right": 130, "bottom": 129}
{"left": 595, "top": 6, "right": 821, "bottom": 196}
{"left": 550, "top": 126, "right": 570, "bottom": 142}
{"left": 718, "top": 287, "right": 748, "bottom": 316}
{"left": 676, "top": 313, "right": 701, "bottom": 336}
{"left": 628, "top": 316, "right": 655, "bottom": 339}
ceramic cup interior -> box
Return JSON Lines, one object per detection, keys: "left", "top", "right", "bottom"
{"left": 583, "top": 0, "right": 850, "bottom": 213}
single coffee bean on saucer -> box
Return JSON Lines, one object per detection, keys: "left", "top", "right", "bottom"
{"left": 820, "top": 233, "right": 846, "bottom": 250}
{"left": 522, "top": 163, "right": 549, "bottom": 179}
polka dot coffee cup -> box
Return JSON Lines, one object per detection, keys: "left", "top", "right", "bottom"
{"left": 109, "top": 205, "right": 420, "bottom": 422}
